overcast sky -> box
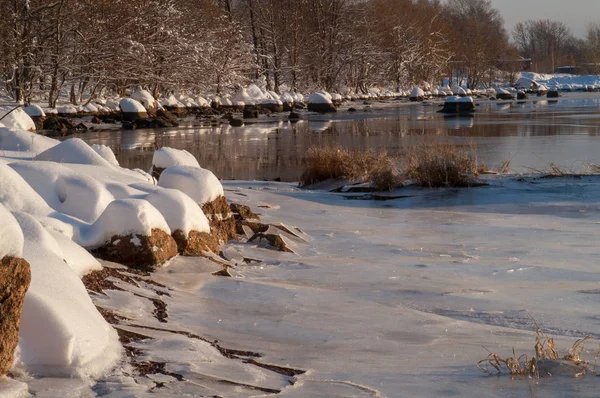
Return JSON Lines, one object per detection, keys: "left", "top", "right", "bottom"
{"left": 489, "top": 0, "right": 600, "bottom": 39}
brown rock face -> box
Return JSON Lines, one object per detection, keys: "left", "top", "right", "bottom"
{"left": 202, "top": 196, "right": 237, "bottom": 244}
{"left": 0, "top": 256, "right": 31, "bottom": 376}
{"left": 230, "top": 203, "right": 260, "bottom": 221}
{"left": 92, "top": 229, "right": 177, "bottom": 272}
{"left": 151, "top": 166, "right": 165, "bottom": 181}
{"left": 172, "top": 229, "right": 220, "bottom": 256}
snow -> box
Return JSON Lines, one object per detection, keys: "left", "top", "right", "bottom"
{"left": 130, "top": 87, "right": 158, "bottom": 110}
{"left": 0, "top": 204, "right": 24, "bottom": 259}
{"left": 307, "top": 93, "right": 332, "bottom": 104}
{"left": 13, "top": 211, "right": 121, "bottom": 377}
{"left": 410, "top": 87, "right": 425, "bottom": 98}
{"left": 0, "top": 162, "right": 53, "bottom": 216}
{"left": 152, "top": 147, "right": 200, "bottom": 169}
{"left": 91, "top": 144, "right": 119, "bottom": 166}
{"left": 158, "top": 166, "right": 223, "bottom": 204}
{"left": 57, "top": 105, "right": 78, "bottom": 114}
{"left": 34, "top": 138, "right": 116, "bottom": 167}
{"left": 0, "top": 127, "right": 57, "bottom": 155}
{"left": 0, "top": 108, "right": 36, "bottom": 131}
{"left": 23, "top": 104, "right": 45, "bottom": 118}
{"left": 518, "top": 72, "right": 600, "bottom": 91}
{"left": 232, "top": 88, "right": 255, "bottom": 105}
{"left": 144, "top": 188, "right": 210, "bottom": 235}
{"left": 119, "top": 98, "right": 146, "bottom": 113}
{"left": 80, "top": 199, "right": 171, "bottom": 249}
{"left": 445, "top": 96, "right": 474, "bottom": 103}
{"left": 9, "top": 161, "right": 115, "bottom": 223}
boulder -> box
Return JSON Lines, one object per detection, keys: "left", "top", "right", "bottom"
{"left": 307, "top": 93, "right": 337, "bottom": 113}
{"left": 517, "top": 91, "right": 528, "bottom": 100}
{"left": 547, "top": 90, "right": 559, "bottom": 98}
{"left": 243, "top": 109, "right": 259, "bottom": 119}
{"left": 288, "top": 111, "right": 302, "bottom": 121}
{"left": 202, "top": 196, "right": 237, "bottom": 244}
{"left": 119, "top": 98, "right": 148, "bottom": 121}
{"left": 229, "top": 118, "right": 244, "bottom": 127}
{"left": 409, "top": 88, "right": 425, "bottom": 102}
{"left": 0, "top": 256, "right": 31, "bottom": 376}
{"left": 92, "top": 229, "right": 177, "bottom": 272}
{"left": 438, "top": 96, "right": 475, "bottom": 114}
{"left": 172, "top": 229, "right": 220, "bottom": 256}
{"left": 230, "top": 203, "right": 260, "bottom": 221}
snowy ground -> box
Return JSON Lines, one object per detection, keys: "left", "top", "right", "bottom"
{"left": 6, "top": 176, "right": 599, "bottom": 397}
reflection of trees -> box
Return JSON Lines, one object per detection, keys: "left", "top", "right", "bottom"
{"left": 72, "top": 105, "right": 600, "bottom": 181}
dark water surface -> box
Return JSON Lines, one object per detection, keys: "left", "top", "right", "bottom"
{"left": 76, "top": 93, "right": 600, "bottom": 181}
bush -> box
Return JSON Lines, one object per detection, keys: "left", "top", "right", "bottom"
{"left": 300, "top": 146, "right": 402, "bottom": 191}
{"left": 403, "top": 142, "right": 479, "bottom": 187}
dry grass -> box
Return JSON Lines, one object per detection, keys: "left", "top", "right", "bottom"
{"left": 300, "top": 146, "right": 402, "bottom": 191}
{"left": 478, "top": 326, "right": 595, "bottom": 378}
{"left": 403, "top": 142, "right": 480, "bottom": 187}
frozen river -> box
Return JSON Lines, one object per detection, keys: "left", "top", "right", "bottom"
{"left": 76, "top": 92, "right": 600, "bottom": 181}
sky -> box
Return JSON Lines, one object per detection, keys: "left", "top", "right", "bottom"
{"left": 489, "top": 0, "right": 600, "bottom": 38}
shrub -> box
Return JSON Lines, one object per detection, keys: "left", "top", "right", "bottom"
{"left": 403, "top": 142, "right": 479, "bottom": 187}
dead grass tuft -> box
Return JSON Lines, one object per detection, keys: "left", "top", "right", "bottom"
{"left": 403, "top": 142, "right": 479, "bottom": 187}
{"left": 300, "top": 146, "right": 402, "bottom": 191}
{"left": 478, "top": 325, "right": 595, "bottom": 378}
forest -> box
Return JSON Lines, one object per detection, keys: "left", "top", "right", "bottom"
{"left": 1, "top": 0, "right": 600, "bottom": 106}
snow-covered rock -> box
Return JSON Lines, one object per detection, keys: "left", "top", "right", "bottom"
{"left": 14, "top": 211, "right": 121, "bottom": 378}
{"left": 409, "top": 88, "right": 425, "bottom": 101}
{"left": 130, "top": 87, "right": 158, "bottom": 111}
{"left": 56, "top": 104, "right": 78, "bottom": 115}
{"left": 0, "top": 204, "right": 24, "bottom": 259}
{"left": 23, "top": 104, "right": 45, "bottom": 118}
{"left": 0, "top": 127, "right": 57, "bottom": 155}
{"left": 91, "top": 144, "right": 119, "bottom": 167}
{"left": 10, "top": 161, "right": 115, "bottom": 224}
{"left": 158, "top": 166, "right": 224, "bottom": 205}
{"left": 35, "top": 139, "right": 116, "bottom": 168}
{"left": 152, "top": 147, "right": 200, "bottom": 170}
{"left": 145, "top": 188, "right": 210, "bottom": 236}
{"left": 307, "top": 93, "right": 336, "bottom": 113}
{"left": 119, "top": 98, "right": 147, "bottom": 114}
{"left": 0, "top": 108, "right": 36, "bottom": 131}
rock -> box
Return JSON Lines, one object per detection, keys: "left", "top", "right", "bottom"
{"left": 249, "top": 233, "right": 294, "bottom": 253}
{"left": 42, "top": 116, "right": 76, "bottom": 131}
{"left": 282, "top": 102, "right": 294, "bottom": 112}
{"left": 0, "top": 256, "right": 31, "bottom": 376}
{"left": 547, "top": 90, "right": 559, "bottom": 98}
{"left": 235, "top": 220, "right": 269, "bottom": 236}
{"left": 151, "top": 166, "right": 165, "bottom": 181}
{"left": 348, "top": 107, "right": 357, "bottom": 112}
{"left": 307, "top": 103, "right": 337, "bottom": 113}
{"left": 243, "top": 109, "right": 259, "bottom": 119}
{"left": 229, "top": 118, "right": 244, "bottom": 127}
{"left": 288, "top": 111, "right": 301, "bottom": 121}
{"left": 92, "top": 229, "right": 178, "bottom": 272}
{"left": 172, "top": 229, "right": 220, "bottom": 256}
{"left": 496, "top": 92, "right": 514, "bottom": 100}
{"left": 91, "top": 116, "right": 103, "bottom": 124}
{"left": 29, "top": 116, "right": 46, "bottom": 131}
{"left": 230, "top": 203, "right": 260, "bottom": 221}
{"left": 121, "top": 111, "right": 148, "bottom": 122}
{"left": 262, "top": 103, "right": 284, "bottom": 113}
{"left": 202, "top": 196, "right": 237, "bottom": 244}
{"left": 438, "top": 96, "right": 475, "bottom": 114}
{"left": 517, "top": 91, "right": 528, "bottom": 100}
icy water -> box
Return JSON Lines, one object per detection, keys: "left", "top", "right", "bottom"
{"left": 76, "top": 92, "right": 600, "bottom": 180}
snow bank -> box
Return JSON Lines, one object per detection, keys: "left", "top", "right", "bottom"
{"left": 23, "top": 104, "right": 45, "bottom": 118}
{"left": 0, "top": 162, "right": 52, "bottom": 216}
{"left": 232, "top": 88, "right": 255, "bottom": 105}
{"left": 35, "top": 138, "right": 115, "bottom": 167}
{"left": 0, "top": 127, "right": 57, "bottom": 154}
{"left": 14, "top": 212, "right": 121, "bottom": 377}
{"left": 119, "top": 98, "right": 146, "bottom": 113}
{"left": 307, "top": 93, "right": 333, "bottom": 104}
{"left": 0, "top": 108, "right": 36, "bottom": 131}
{"left": 91, "top": 144, "right": 119, "bottom": 166}
{"left": 0, "top": 204, "right": 24, "bottom": 259}
{"left": 153, "top": 147, "right": 200, "bottom": 169}
{"left": 145, "top": 188, "right": 210, "bottom": 235}
{"left": 158, "top": 166, "right": 224, "bottom": 204}
{"left": 80, "top": 199, "right": 170, "bottom": 249}
{"left": 10, "top": 161, "right": 115, "bottom": 223}
{"left": 410, "top": 88, "right": 425, "bottom": 98}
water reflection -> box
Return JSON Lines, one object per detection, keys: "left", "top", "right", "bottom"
{"left": 75, "top": 93, "right": 600, "bottom": 181}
